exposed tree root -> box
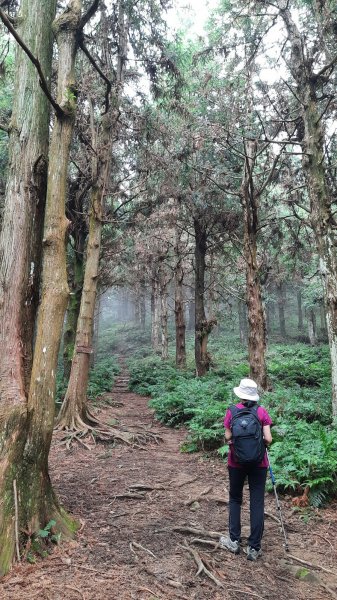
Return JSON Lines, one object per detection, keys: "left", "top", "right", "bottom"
{"left": 190, "top": 538, "right": 219, "bottom": 548}
{"left": 179, "top": 541, "right": 224, "bottom": 587}
{"left": 55, "top": 412, "right": 162, "bottom": 449}
{"left": 184, "top": 486, "right": 213, "bottom": 506}
{"left": 130, "top": 541, "right": 157, "bottom": 558}
{"left": 155, "top": 525, "right": 224, "bottom": 539}
{"left": 286, "top": 553, "right": 336, "bottom": 576}
{"left": 115, "top": 492, "right": 147, "bottom": 500}
{"left": 128, "top": 483, "right": 167, "bottom": 492}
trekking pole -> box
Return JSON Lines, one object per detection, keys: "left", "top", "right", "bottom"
{"left": 266, "top": 449, "right": 289, "bottom": 552}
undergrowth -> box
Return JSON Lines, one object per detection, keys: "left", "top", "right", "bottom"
{"left": 56, "top": 356, "right": 120, "bottom": 405}
{"left": 127, "top": 331, "right": 337, "bottom": 504}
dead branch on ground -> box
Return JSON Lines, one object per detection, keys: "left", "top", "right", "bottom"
{"left": 179, "top": 541, "right": 224, "bottom": 587}
{"left": 286, "top": 553, "right": 336, "bottom": 576}
{"left": 130, "top": 541, "right": 157, "bottom": 558}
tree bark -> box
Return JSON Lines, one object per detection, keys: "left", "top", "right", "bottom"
{"left": 175, "top": 237, "right": 186, "bottom": 369}
{"left": 188, "top": 298, "right": 195, "bottom": 330}
{"left": 57, "top": 2, "right": 127, "bottom": 430}
{"left": 277, "top": 281, "right": 287, "bottom": 339}
{"left": 91, "top": 289, "right": 101, "bottom": 367}
{"left": 151, "top": 272, "right": 160, "bottom": 353}
{"left": 194, "top": 218, "right": 213, "bottom": 376}
{"left": 297, "top": 289, "right": 304, "bottom": 331}
{"left": 0, "top": 0, "right": 74, "bottom": 575}
{"left": 140, "top": 277, "right": 146, "bottom": 329}
{"left": 238, "top": 300, "right": 247, "bottom": 345}
{"left": 24, "top": 0, "right": 81, "bottom": 534}
{"left": 241, "top": 139, "right": 268, "bottom": 389}
{"left": 307, "top": 309, "right": 317, "bottom": 347}
{"left": 63, "top": 235, "right": 85, "bottom": 379}
{"left": 160, "top": 274, "right": 169, "bottom": 360}
{"left": 280, "top": 3, "right": 337, "bottom": 418}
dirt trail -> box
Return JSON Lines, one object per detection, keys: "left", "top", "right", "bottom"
{"left": 2, "top": 361, "right": 337, "bottom": 600}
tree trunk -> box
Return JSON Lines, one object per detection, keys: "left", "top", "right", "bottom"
{"left": 175, "top": 254, "right": 186, "bottom": 369}
{"left": 140, "top": 278, "right": 146, "bottom": 329}
{"left": 280, "top": 4, "right": 337, "bottom": 418}
{"left": 134, "top": 289, "right": 141, "bottom": 325}
{"left": 0, "top": 0, "right": 77, "bottom": 575}
{"left": 241, "top": 139, "right": 268, "bottom": 389}
{"left": 277, "top": 282, "right": 287, "bottom": 339}
{"left": 57, "top": 3, "right": 127, "bottom": 430}
{"left": 56, "top": 183, "right": 103, "bottom": 428}
{"left": 160, "top": 276, "right": 169, "bottom": 360}
{"left": 57, "top": 108, "right": 112, "bottom": 428}
{"left": 188, "top": 298, "right": 195, "bottom": 330}
{"left": 63, "top": 237, "right": 85, "bottom": 379}
{"left": 91, "top": 288, "right": 101, "bottom": 367}
{"left": 238, "top": 300, "right": 247, "bottom": 345}
{"left": 307, "top": 309, "right": 317, "bottom": 346}
{"left": 194, "top": 218, "right": 212, "bottom": 376}
{"left": 151, "top": 274, "right": 160, "bottom": 353}
{"left": 297, "top": 289, "right": 304, "bottom": 331}
{"left": 9, "top": 0, "right": 80, "bottom": 571}
{"left": 319, "top": 303, "right": 327, "bottom": 337}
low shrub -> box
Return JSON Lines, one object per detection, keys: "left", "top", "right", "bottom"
{"left": 127, "top": 336, "right": 337, "bottom": 504}
{"left": 267, "top": 419, "right": 337, "bottom": 501}
{"left": 128, "top": 355, "right": 193, "bottom": 397}
{"left": 56, "top": 356, "right": 119, "bottom": 404}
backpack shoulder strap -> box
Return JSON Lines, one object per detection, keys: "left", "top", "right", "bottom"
{"left": 229, "top": 404, "right": 239, "bottom": 417}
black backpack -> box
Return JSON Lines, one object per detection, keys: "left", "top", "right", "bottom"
{"left": 229, "top": 404, "right": 265, "bottom": 465}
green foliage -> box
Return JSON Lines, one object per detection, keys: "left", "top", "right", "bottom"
{"left": 267, "top": 344, "right": 330, "bottom": 387}
{"left": 56, "top": 356, "right": 120, "bottom": 404}
{"left": 128, "top": 355, "right": 194, "bottom": 397}
{"left": 128, "top": 337, "right": 337, "bottom": 503}
{"left": 87, "top": 357, "right": 120, "bottom": 401}
{"left": 267, "top": 421, "right": 337, "bottom": 497}
{"left": 27, "top": 520, "right": 60, "bottom": 563}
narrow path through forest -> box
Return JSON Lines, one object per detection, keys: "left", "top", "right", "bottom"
{"left": 2, "top": 359, "right": 337, "bottom": 600}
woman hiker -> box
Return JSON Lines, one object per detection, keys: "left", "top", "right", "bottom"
{"left": 220, "top": 378, "right": 272, "bottom": 561}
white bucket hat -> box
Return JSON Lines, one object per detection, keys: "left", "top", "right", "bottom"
{"left": 233, "top": 378, "right": 259, "bottom": 402}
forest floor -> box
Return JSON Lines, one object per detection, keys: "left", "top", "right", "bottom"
{"left": 1, "top": 360, "right": 337, "bottom": 600}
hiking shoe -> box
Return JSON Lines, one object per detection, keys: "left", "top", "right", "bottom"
{"left": 246, "top": 546, "right": 262, "bottom": 561}
{"left": 219, "top": 536, "right": 240, "bottom": 554}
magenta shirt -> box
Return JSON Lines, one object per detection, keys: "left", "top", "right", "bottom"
{"left": 224, "top": 403, "right": 272, "bottom": 468}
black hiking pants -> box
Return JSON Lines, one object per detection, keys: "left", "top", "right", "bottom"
{"left": 228, "top": 466, "right": 267, "bottom": 551}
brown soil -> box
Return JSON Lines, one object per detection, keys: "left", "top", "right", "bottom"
{"left": 1, "top": 364, "right": 337, "bottom": 600}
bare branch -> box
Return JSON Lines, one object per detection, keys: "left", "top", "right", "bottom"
{"left": 79, "top": 39, "right": 111, "bottom": 113}
{"left": 0, "top": 8, "right": 64, "bottom": 117}
{"left": 78, "top": 0, "right": 100, "bottom": 32}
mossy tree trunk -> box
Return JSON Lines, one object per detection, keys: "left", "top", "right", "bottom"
{"left": 277, "top": 281, "right": 287, "bottom": 339}
{"left": 307, "top": 309, "right": 317, "bottom": 347}
{"left": 63, "top": 233, "right": 85, "bottom": 379}
{"left": 0, "top": 0, "right": 79, "bottom": 576}
{"left": 151, "top": 271, "right": 161, "bottom": 352}
{"left": 57, "top": 1, "right": 128, "bottom": 430}
{"left": 174, "top": 227, "right": 186, "bottom": 369}
{"left": 280, "top": 5, "right": 337, "bottom": 417}
{"left": 159, "top": 266, "right": 169, "bottom": 361}
{"left": 241, "top": 139, "right": 268, "bottom": 390}
{"left": 194, "top": 218, "right": 214, "bottom": 376}
{"left": 23, "top": 0, "right": 81, "bottom": 538}
{"left": 297, "top": 289, "right": 304, "bottom": 331}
